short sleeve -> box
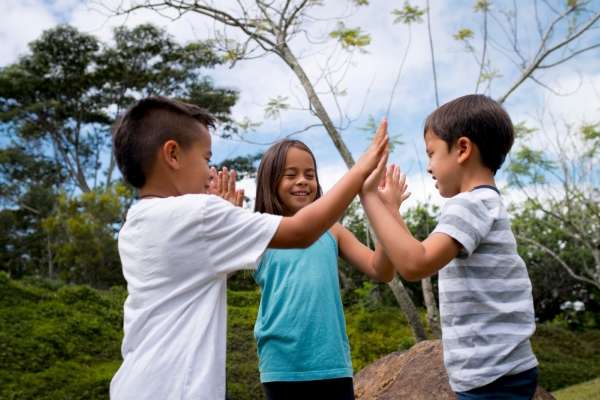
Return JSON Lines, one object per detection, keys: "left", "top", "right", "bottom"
{"left": 202, "top": 195, "right": 282, "bottom": 274}
{"left": 432, "top": 194, "right": 493, "bottom": 257}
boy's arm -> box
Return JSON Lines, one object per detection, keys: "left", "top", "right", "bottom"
{"left": 359, "top": 167, "right": 461, "bottom": 281}
{"left": 333, "top": 165, "right": 414, "bottom": 283}
{"left": 269, "top": 120, "right": 389, "bottom": 249}
{"left": 332, "top": 223, "right": 395, "bottom": 283}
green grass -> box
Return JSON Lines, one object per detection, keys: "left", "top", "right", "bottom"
{"left": 553, "top": 378, "right": 600, "bottom": 400}
{"left": 1, "top": 273, "right": 599, "bottom": 399}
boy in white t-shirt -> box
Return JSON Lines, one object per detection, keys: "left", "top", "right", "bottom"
{"left": 109, "top": 96, "right": 389, "bottom": 400}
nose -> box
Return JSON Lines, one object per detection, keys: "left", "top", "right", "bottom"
{"left": 295, "top": 175, "right": 308, "bottom": 185}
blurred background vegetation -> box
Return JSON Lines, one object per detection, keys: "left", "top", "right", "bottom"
{"left": 1, "top": 2, "right": 600, "bottom": 397}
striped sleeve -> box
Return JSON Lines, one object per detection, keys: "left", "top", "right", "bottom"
{"left": 433, "top": 195, "right": 494, "bottom": 256}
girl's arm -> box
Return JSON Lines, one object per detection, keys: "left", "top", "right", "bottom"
{"left": 269, "top": 120, "right": 389, "bottom": 249}
{"left": 331, "top": 223, "right": 395, "bottom": 283}
{"left": 332, "top": 165, "right": 411, "bottom": 283}
{"left": 359, "top": 165, "right": 460, "bottom": 281}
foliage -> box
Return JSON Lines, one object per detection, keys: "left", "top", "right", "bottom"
{"left": 508, "top": 120, "right": 600, "bottom": 316}
{"left": 533, "top": 324, "right": 600, "bottom": 391}
{"left": 0, "top": 24, "right": 239, "bottom": 285}
{"left": 511, "top": 200, "right": 600, "bottom": 323}
{"left": 0, "top": 24, "right": 237, "bottom": 193}
{"left": 391, "top": 2, "right": 425, "bottom": 24}
{"left": 41, "top": 184, "right": 133, "bottom": 288}
{"left": 1, "top": 275, "right": 599, "bottom": 399}
{"left": 329, "top": 22, "right": 371, "bottom": 50}
{"left": 0, "top": 273, "right": 125, "bottom": 400}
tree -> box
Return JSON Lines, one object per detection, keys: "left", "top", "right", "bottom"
{"left": 0, "top": 24, "right": 238, "bottom": 194}
{"left": 109, "top": 0, "right": 600, "bottom": 341}
{"left": 0, "top": 146, "right": 66, "bottom": 278}
{"left": 110, "top": 0, "right": 430, "bottom": 342}
{"left": 507, "top": 119, "right": 600, "bottom": 292}
{"left": 511, "top": 199, "right": 598, "bottom": 323}
{"left": 0, "top": 24, "right": 239, "bottom": 286}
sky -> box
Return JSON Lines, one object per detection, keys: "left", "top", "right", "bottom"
{"left": 1, "top": 0, "right": 599, "bottom": 207}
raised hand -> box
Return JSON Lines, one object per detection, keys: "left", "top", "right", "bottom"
{"left": 361, "top": 148, "right": 388, "bottom": 196}
{"left": 354, "top": 119, "right": 389, "bottom": 178}
{"left": 208, "top": 166, "right": 245, "bottom": 207}
{"left": 378, "top": 164, "right": 411, "bottom": 211}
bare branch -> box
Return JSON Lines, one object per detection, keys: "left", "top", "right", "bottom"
{"left": 538, "top": 43, "right": 600, "bottom": 68}
{"left": 518, "top": 235, "right": 600, "bottom": 290}
{"left": 497, "top": 9, "right": 600, "bottom": 103}
{"left": 426, "top": 0, "right": 439, "bottom": 107}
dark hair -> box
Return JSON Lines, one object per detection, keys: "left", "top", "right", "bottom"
{"left": 424, "top": 94, "right": 514, "bottom": 174}
{"left": 254, "top": 140, "right": 323, "bottom": 215}
{"left": 112, "top": 96, "right": 216, "bottom": 188}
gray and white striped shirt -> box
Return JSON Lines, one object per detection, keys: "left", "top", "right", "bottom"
{"left": 433, "top": 186, "right": 538, "bottom": 392}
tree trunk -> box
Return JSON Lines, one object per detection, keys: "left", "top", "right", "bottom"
{"left": 278, "top": 42, "right": 428, "bottom": 341}
{"left": 421, "top": 277, "right": 441, "bottom": 338}
{"left": 278, "top": 44, "right": 355, "bottom": 168}
{"left": 47, "top": 234, "right": 54, "bottom": 280}
{"left": 388, "top": 276, "right": 427, "bottom": 342}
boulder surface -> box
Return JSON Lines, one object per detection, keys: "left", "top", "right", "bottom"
{"left": 354, "top": 340, "right": 554, "bottom": 400}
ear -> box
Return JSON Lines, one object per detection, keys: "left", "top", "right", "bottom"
{"left": 161, "top": 140, "right": 182, "bottom": 170}
{"left": 455, "top": 137, "right": 472, "bottom": 164}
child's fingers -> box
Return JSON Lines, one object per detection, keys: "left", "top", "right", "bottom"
{"left": 376, "top": 149, "right": 389, "bottom": 173}
{"left": 385, "top": 164, "right": 394, "bottom": 188}
{"left": 236, "top": 189, "right": 244, "bottom": 207}
{"left": 221, "top": 167, "right": 229, "bottom": 194}
{"left": 374, "top": 118, "right": 388, "bottom": 144}
{"left": 228, "top": 170, "right": 237, "bottom": 194}
{"left": 390, "top": 164, "right": 397, "bottom": 183}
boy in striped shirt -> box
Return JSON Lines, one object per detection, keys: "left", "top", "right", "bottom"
{"left": 360, "top": 94, "right": 538, "bottom": 399}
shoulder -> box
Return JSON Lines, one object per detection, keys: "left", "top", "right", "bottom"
{"left": 441, "top": 191, "right": 490, "bottom": 219}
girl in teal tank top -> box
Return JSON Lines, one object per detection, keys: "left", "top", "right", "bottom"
{"left": 253, "top": 140, "right": 408, "bottom": 400}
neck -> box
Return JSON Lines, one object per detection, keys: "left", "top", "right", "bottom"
{"left": 459, "top": 168, "right": 496, "bottom": 193}
{"left": 139, "top": 181, "right": 180, "bottom": 199}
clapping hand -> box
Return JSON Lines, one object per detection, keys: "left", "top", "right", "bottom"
{"left": 377, "top": 164, "right": 411, "bottom": 212}
{"left": 208, "top": 166, "right": 245, "bottom": 207}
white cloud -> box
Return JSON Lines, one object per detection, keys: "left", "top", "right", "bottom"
{"left": 0, "top": 1, "right": 57, "bottom": 64}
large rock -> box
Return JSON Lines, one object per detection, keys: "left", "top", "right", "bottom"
{"left": 354, "top": 340, "right": 554, "bottom": 400}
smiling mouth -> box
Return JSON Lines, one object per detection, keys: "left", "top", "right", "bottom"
{"left": 291, "top": 191, "right": 310, "bottom": 197}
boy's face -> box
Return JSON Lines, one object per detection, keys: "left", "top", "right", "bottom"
{"left": 425, "top": 130, "right": 460, "bottom": 198}
{"left": 178, "top": 124, "right": 213, "bottom": 194}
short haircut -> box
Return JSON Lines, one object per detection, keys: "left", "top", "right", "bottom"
{"left": 424, "top": 94, "right": 514, "bottom": 174}
{"left": 254, "top": 140, "right": 322, "bottom": 215}
{"left": 112, "top": 96, "right": 215, "bottom": 188}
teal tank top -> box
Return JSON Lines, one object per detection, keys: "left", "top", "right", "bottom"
{"left": 253, "top": 231, "right": 353, "bottom": 382}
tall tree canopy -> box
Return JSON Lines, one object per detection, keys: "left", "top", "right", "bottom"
{"left": 0, "top": 24, "right": 238, "bottom": 285}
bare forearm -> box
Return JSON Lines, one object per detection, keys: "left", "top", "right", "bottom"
{"left": 360, "top": 193, "right": 427, "bottom": 280}
{"left": 271, "top": 167, "right": 367, "bottom": 248}
{"left": 370, "top": 243, "right": 395, "bottom": 282}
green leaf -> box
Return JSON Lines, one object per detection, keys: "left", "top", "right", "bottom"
{"left": 264, "top": 96, "right": 290, "bottom": 119}
{"left": 453, "top": 28, "right": 474, "bottom": 41}
{"left": 391, "top": 2, "right": 425, "bottom": 25}
{"left": 329, "top": 22, "right": 371, "bottom": 50}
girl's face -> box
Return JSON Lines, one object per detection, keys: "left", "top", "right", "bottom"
{"left": 277, "top": 147, "right": 318, "bottom": 215}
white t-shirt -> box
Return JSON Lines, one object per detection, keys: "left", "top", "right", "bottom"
{"left": 110, "top": 194, "right": 282, "bottom": 400}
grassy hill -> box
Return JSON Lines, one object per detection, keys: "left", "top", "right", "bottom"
{"left": 1, "top": 273, "right": 599, "bottom": 399}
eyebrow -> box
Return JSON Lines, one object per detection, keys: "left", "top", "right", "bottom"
{"left": 284, "top": 167, "right": 315, "bottom": 172}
